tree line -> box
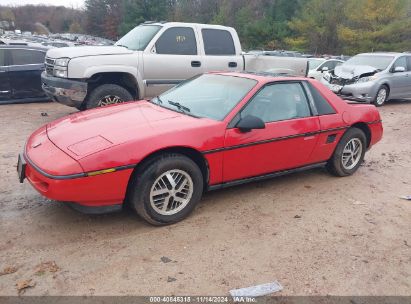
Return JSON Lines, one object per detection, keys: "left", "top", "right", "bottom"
{"left": 1, "top": 0, "right": 410, "bottom": 55}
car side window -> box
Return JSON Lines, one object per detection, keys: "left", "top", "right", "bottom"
{"left": 241, "top": 82, "right": 311, "bottom": 123}
{"left": 10, "top": 49, "right": 45, "bottom": 65}
{"left": 392, "top": 56, "right": 407, "bottom": 71}
{"left": 307, "top": 82, "right": 336, "bottom": 115}
{"left": 155, "top": 27, "right": 197, "bottom": 55}
{"left": 202, "top": 29, "right": 236, "bottom": 55}
{"left": 0, "top": 49, "right": 5, "bottom": 66}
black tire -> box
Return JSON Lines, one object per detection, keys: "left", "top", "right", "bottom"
{"left": 85, "top": 84, "right": 133, "bottom": 109}
{"left": 326, "top": 127, "right": 367, "bottom": 177}
{"left": 372, "top": 85, "right": 389, "bottom": 107}
{"left": 128, "top": 154, "right": 204, "bottom": 225}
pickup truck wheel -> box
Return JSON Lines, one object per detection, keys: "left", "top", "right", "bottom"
{"left": 86, "top": 84, "right": 133, "bottom": 109}
{"left": 326, "top": 127, "right": 366, "bottom": 177}
{"left": 373, "top": 85, "right": 388, "bottom": 107}
{"left": 128, "top": 154, "right": 204, "bottom": 225}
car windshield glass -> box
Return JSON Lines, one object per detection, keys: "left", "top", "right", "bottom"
{"left": 115, "top": 25, "right": 161, "bottom": 51}
{"left": 309, "top": 59, "right": 325, "bottom": 70}
{"left": 153, "top": 74, "right": 257, "bottom": 121}
{"left": 344, "top": 55, "right": 394, "bottom": 71}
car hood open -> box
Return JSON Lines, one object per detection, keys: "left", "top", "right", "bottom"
{"left": 334, "top": 64, "right": 378, "bottom": 79}
{"left": 46, "top": 46, "right": 134, "bottom": 59}
{"left": 46, "top": 101, "right": 199, "bottom": 159}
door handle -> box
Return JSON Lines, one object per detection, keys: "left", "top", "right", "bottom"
{"left": 228, "top": 62, "right": 237, "bottom": 68}
{"left": 191, "top": 61, "right": 201, "bottom": 68}
{"left": 0, "top": 90, "right": 10, "bottom": 94}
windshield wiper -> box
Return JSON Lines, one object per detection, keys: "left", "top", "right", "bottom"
{"left": 115, "top": 44, "right": 129, "bottom": 49}
{"left": 151, "top": 95, "right": 163, "bottom": 104}
{"left": 168, "top": 100, "right": 191, "bottom": 113}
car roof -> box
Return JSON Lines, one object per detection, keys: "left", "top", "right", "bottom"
{"left": 0, "top": 44, "right": 49, "bottom": 51}
{"left": 357, "top": 52, "right": 404, "bottom": 57}
{"left": 210, "top": 71, "right": 308, "bottom": 83}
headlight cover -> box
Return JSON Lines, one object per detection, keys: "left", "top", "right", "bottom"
{"left": 54, "top": 58, "right": 70, "bottom": 67}
{"left": 357, "top": 75, "right": 378, "bottom": 83}
{"left": 53, "top": 68, "right": 67, "bottom": 78}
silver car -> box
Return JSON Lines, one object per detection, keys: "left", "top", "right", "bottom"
{"left": 321, "top": 52, "right": 411, "bottom": 106}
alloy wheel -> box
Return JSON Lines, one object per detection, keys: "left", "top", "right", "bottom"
{"left": 376, "top": 88, "right": 387, "bottom": 106}
{"left": 98, "top": 95, "right": 124, "bottom": 107}
{"left": 149, "top": 170, "right": 194, "bottom": 216}
{"left": 341, "top": 138, "right": 363, "bottom": 170}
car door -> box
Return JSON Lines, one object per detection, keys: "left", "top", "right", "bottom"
{"left": 0, "top": 48, "right": 12, "bottom": 102}
{"left": 389, "top": 56, "right": 409, "bottom": 98}
{"left": 223, "top": 81, "right": 321, "bottom": 182}
{"left": 199, "top": 28, "right": 242, "bottom": 72}
{"left": 8, "top": 48, "right": 46, "bottom": 99}
{"left": 142, "top": 26, "right": 204, "bottom": 98}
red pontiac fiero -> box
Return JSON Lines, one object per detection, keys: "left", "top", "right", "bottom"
{"left": 18, "top": 72, "right": 383, "bottom": 225}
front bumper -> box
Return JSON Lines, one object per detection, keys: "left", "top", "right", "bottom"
{"left": 41, "top": 72, "right": 87, "bottom": 109}
{"left": 321, "top": 78, "right": 379, "bottom": 103}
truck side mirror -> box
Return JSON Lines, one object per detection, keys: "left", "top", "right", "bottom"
{"left": 236, "top": 115, "right": 265, "bottom": 133}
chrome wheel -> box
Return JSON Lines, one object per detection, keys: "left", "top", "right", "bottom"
{"left": 150, "top": 170, "right": 194, "bottom": 216}
{"left": 342, "top": 138, "right": 363, "bottom": 170}
{"left": 98, "top": 95, "right": 124, "bottom": 107}
{"left": 376, "top": 88, "right": 387, "bottom": 106}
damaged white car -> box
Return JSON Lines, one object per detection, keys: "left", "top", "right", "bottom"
{"left": 321, "top": 52, "right": 411, "bottom": 106}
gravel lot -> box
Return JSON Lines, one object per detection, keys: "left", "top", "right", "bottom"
{"left": 0, "top": 101, "right": 410, "bottom": 296}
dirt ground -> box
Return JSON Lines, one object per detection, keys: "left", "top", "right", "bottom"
{"left": 0, "top": 101, "right": 410, "bottom": 296}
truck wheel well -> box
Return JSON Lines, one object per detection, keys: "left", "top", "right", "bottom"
{"left": 126, "top": 147, "right": 210, "bottom": 196}
{"left": 86, "top": 72, "right": 139, "bottom": 102}
{"left": 351, "top": 123, "right": 371, "bottom": 148}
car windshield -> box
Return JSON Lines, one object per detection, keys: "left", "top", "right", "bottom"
{"left": 309, "top": 59, "right": 325, "bottom": 70}
{"left": 115, "top": 25, "right": 161, "bottom": 51}
{"left": 152, "top": 74, "right": 257, "bottom": 121}
{"left": 344, "top": 55, "right": 394, "bottom": 71}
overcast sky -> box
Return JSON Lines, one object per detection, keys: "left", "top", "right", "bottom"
{"left": 2, "top": 0, "right": 85, "bottom": 8}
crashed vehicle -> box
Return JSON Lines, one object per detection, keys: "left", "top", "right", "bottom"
{"left": 321, "top": 52, "right": 411, "bottom": 106}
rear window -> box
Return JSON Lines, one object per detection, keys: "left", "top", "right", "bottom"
{"left": 10, "top": 49, "right": 45, "bottom": 65}
{"left": 308, "top": 83, "right": 336, "bottom": 115}
{"left": 202, "top": 29, "right": 236, "bottom": 55}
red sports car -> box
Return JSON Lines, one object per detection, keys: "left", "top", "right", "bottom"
{"left": 18, "top": 72, "right": 383, "bottom": 225}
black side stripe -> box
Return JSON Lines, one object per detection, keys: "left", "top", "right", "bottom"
{"left": 202, "top": 126, "right": 349, "bottom": 155}
{"left": 25, "top": 153, "right": 136, "bottom": 180}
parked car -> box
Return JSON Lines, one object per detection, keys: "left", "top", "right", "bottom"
{"left": 41, "top": 22, "right": 308, "bottom": 110}
{"left": 0, "top": 45, "right": 50, "bottom": 104}
{"left": 18, "top": 72, "right": 383, "bottom": 224}
{"left": 321, "top": 52, "right": 411, "bottom": 106}
{"left": 308, "top": 59, "right": 343, "bottom": 81}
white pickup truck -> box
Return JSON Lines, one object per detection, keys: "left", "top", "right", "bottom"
{"left": 41, "top": 22, "right": 308, "bottom": 110}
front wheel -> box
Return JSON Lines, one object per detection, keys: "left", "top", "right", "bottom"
{"left": 327, "top": 127, "right": 366, "bottom": 177}
{"left": 128, "top": 154, "right": 204, "bottom": 225}
{"left": 373, "top": 85, "right": 388, "bottom": 107}
{"left": 85, "top": 84, "right": 133, "bottom": 109}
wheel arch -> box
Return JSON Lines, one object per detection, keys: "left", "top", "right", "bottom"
{"left": 126, "top": 146, "right": 210, "bottom": 197}
{"left": 86, "top": 72, "right": 140, "bottom": 103}
{"left": 350, "top": 122, "right": 371, "bottom": 148}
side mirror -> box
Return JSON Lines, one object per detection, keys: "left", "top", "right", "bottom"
{"left": 394, "top": 66, "right": 405, "bottom": 73}
{"left": 236, "top": 115, "right": 265, "bottom": 133}
{"left": 321, "top": 66, "right": 329, "bottom": 72}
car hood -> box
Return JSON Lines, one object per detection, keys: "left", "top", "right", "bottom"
{"left": 46, "top": 45, "right": 133, "bottom": 59}
{"left": 334, "top": 64, "right": 378, "bottom": 79}
{"left": 46, "top": 101, "right": 216, "bottom": 160}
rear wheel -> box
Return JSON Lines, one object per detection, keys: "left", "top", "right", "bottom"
{"left": 128, "top": 154, "right": 204, "bottom": 225}
{"left": 85, "top": 84, "right": 133, "bottom": 109}
{"left": 327, "top": 127, "right": 366, "bottom": 177}
{"left": 373, "top": 85, "right": 388, "bottom": 107}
